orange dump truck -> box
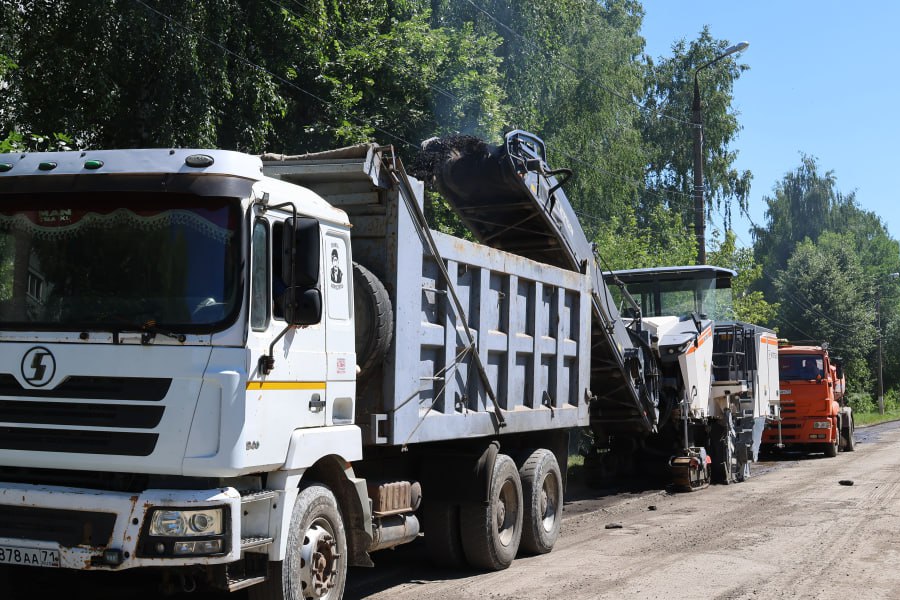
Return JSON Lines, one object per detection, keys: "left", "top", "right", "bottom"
{"left": 762, "top": 342, "right": 854, "bottom": 456}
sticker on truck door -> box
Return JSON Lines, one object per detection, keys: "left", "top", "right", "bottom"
{"left": 326, "top": 235, "right": 350, "bottom": 320}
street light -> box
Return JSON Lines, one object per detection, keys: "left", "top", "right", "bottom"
{"left": 876, "top": 272, "right": 900, "bottom": 414}
{"left": 692, "top": 41, "right": 749, "bottom": 264}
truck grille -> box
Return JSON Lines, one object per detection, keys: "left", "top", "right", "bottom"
{"left": 0, "top": 375, "right": 170, "bottom": 400}
{"left": 0, "top": 505, "right": 116, "bottom": 547}
{"left": 0, "top": 375, "right": 170, "bottom": 456}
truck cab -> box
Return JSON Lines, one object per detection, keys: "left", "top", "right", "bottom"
{"left": 0, "top": 149, "right": 370, "bottom": 594}
{"left": 762, "top": 342, "right": 854, "bottom": 456}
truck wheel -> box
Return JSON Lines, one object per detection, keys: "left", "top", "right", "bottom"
{"left": 353, "top": 262, "right": 393, "bottom": 379}
{"left": 518, "top": 449, "right": 562, "bottom": 555}
{"left": 825, "top": 416, "right": 839, "bottom": 458}
{"left": 422, "top": 501, "right": 466, "bottom": 568}
{"left": 843, "top": 419, "right": 856, "bottom": 452}
{"left": 460, "top": 454, "right": 523, "bottom": 570}
{"left": 250, "top": 484, "right": 347, "bottom": 600}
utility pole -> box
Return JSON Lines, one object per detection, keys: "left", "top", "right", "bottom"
{"left": 877, "top": 272, "right": 900, "bottom": 415}
{"left": 691, "top": 41, "right": 749, "bottom": 265}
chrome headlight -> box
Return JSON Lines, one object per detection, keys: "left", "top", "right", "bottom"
{"left": 813, "top": 421, "right": 832, "bottom": 429}
{"left": 149, "top": 508, "right": 223, "bottom": 537}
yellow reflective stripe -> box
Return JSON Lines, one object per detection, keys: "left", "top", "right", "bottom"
{"left": 246, "top": 381, "right": 327, "bottom": 391}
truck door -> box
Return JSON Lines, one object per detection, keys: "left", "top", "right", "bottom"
{"left": 323, "top": 231, "right": 356, "bottom": 425}
{"left": 246, "top": 211, "right": 327, "bottom": 431}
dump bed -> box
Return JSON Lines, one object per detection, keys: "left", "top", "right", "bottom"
{"left": 416, "top": 132, "right": 657, "bottom": 435}
{"left": 262, "top": 145, "right": 591, "bottom": 446}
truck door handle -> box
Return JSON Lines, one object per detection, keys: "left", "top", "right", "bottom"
{"left": 309, "top": 394, "right": 326, "bottom": 413}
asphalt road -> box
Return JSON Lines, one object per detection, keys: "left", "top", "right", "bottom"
{"left": 6, "top": 420, "right": 900, "bottom": 599}
{"left": 346, "top": 420, "right": 900, "bottom": 600}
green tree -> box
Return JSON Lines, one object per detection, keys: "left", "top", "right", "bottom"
{"left": 751, "top": 156, "right": 900, "bottom": 392}
{"left": 752, "top": 155, "right": 849, "bottom": 286}
{"left": 708, "top": 230, "right": 778, "bottom": 325}
{"left": 429, "top": 0, "right": 650, "bottom": 226}
{"left": 751, "top": 155, "right": 899, "bottom": 286}
{"left": 641, "top": 27, "right": 752, "bottom": 232}
{"left": 0, "top": 1, "right": 508, "bottom": 155}
{"left": 2, "top": 1, "right": 275, "bottom": 149}
{"left": 271, "top": 1, "right": 507, "bottom": 152}
{"left": 592, "top": 204, "right": 696, "bottom": 270}
{"left": 773, "top": 233, "right": 876, "bottom": 391}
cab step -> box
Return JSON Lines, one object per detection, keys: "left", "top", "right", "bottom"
{"left": 239, "top": 489, "right": 278, "bottom": 503}
{"left": 226, "top": 574, "right": 267, "bottom": 592}
{"left": 241, "top": 536, "right": 274, "bottom": 551}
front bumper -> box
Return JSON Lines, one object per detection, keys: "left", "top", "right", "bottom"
{"left": 762, "top": 417, "right": 837, "bottom": 445}
{"left": 0, "top": 482, "right": 241, "bottom": 570}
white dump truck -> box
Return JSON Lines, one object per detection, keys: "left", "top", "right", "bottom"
{"left": 0, "top": 135, "right": 595, "bottom": 598}
{"left": 0, "top": 131, "right": 776, "bottom": 598}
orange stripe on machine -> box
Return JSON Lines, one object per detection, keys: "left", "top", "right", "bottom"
{"left": 687, "top": 326, "right": 713, "bottom": 354}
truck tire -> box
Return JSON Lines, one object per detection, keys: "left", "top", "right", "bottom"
{"left": 518, "top": 449, "right": 562, "bottom": 555}
{"left": 353, "top": 262, "right": 393, "bottom": 379}
{"left": 843, "top": 418, "right": 856, "bottom": 452}
{"left": 422, "top": 501, "right": 466, "bottom": 568}
{"left": 250, "top": 484, "right": 347, "bottom": 600}
{"left": 825, "top": 416, "right": 839, "bottom": 458}
{"left": 460, "top": 454, "right": 523, "bottom": 570}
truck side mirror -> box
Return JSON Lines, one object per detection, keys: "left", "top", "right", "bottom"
{"left": 282, "top": 217, "right": 320, "bottom": 287}
{"left": 284, "top": 287, "right": 323, "bottom": 326}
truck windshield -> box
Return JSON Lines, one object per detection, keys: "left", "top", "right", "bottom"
{"left": 779, "top": 354, "right": 825, "bottom": 381}
{"left": 0, "top": 192, "right": 241, "bottom": 332}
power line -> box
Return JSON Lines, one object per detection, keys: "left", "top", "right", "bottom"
{"left": 708, "top": 208, "right": 859, "bottom": 332}
{"left": 552, "top": 145, "right": 694, "bottom": 207}
{"left": 134, "top": 0, "right": 724, "bottom": 267}
{"left": 726, "top": 213, "right": 858, "bottom": 331}
{"left": 137, "top": 0, "right": 713, "bottom": 219}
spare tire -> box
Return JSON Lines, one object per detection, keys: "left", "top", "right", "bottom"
{"left": 353, "top": 262, "right": 393, "bottom": 379}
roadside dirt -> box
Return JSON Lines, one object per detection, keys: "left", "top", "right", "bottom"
{"left": 346, "top": 420, "right": 900, "bottom": 600}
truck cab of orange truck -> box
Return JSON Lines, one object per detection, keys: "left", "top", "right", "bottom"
{"left": 761, "top": 342, "right": 854, "bottom": 456}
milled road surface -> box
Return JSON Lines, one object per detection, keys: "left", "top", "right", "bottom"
{"left": 346, "top": 421, "right": 900, "bottom": 600}
{"left": 7, "top": 421, "right": 900, "bottom": 599}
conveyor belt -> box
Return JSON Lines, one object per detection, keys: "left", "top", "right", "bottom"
{"left": 417, "top": 131, "right": 657, "bottom": 436}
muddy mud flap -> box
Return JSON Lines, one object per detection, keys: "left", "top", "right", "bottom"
{"left": 747, "top": 415, "right": 766, "bottom": 462}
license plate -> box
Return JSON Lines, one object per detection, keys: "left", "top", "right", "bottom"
{"left": 0, "top": 543, "right": 59, "bottom": 567}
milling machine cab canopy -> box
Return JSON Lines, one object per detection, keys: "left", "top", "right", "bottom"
{"left": 606, "top": 266, "right": 737, "bottom": 322}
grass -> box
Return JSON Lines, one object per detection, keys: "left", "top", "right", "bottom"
{"left": 855, "top": 409, "right": 900, "bottom": 427}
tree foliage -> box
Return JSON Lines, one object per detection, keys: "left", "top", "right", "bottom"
{"left": 5, "top": 0, "right": 896, "bottom": 397}
{"left": 772, "top": 233, "right": 877, "bottom": 390}
{"left": 708, "top": 230, "right": 778, "bottom": 325}
{"left": 593, "top": 204, "right": 696, "bottom": 270}
{"left": 641, "top": 27, "right": 751, "bottom": 229}
{"left": 751, "top": 156, "right": 900, "bottom": 395}
{"left": 0, "top": 0, "right": 506, "bottom": 154}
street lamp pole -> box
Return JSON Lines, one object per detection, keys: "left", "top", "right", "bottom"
{"left": 877, "top": 272, "right": 900, "bottom": 415}
{"left": 692, "top": 41, "right": 749, "bottom": 265}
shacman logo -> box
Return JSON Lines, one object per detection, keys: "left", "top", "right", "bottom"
{"left": 21, "top": 346, "right": 56, "bottom": 387}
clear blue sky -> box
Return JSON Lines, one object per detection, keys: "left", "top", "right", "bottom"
{"left": 640, "top": 1, "right": 900, "bottom": 249}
